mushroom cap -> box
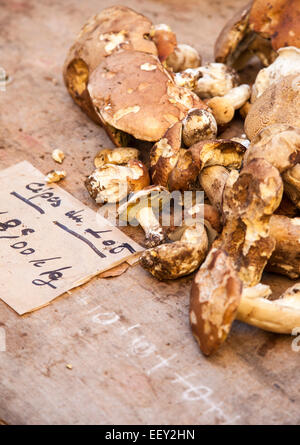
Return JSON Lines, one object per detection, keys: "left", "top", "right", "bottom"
{"left": 189, "top": 139, "right": 246, "bottom": 171}
{"left": 190, "top": 248, "right": 243, "bottom": 356}
{"left": 118, "top": 185, "right": 170, "bottom": 221}
{"left": 251, "top": 47, "right": 300, "bottom": 102}
{"left": 244, "top": 124, "right": 300, "bottom": 173}
{"left": 249, "top": 0, "right": 300, "bottom": 51}
{"left": 150, "top": 121, "right": 183, "bottom": 187}
{"left": 166, "top": 44, "right": 202, "bottom": 72}
{"left": 182, "top": 108, "right": 218, "bottom": 147}
{"left": 150, "top": 24, "right": 177, "bottom": 62}
{"left": 214, "top": 2, "right": 252, "bottom": 64}
{"left": 168, "top": 148, "right": 199, "bottom": 191}
{"left": 140, "top": 223, "right": 208, "bottom": 280}
{"left": 245, "top": 74, "right": 300, "bottom": 140}
{"left": 63, "top": 5, "right": 157, "bottom": 123}
{"left": 88, "top": 50, "right": 205, "bottom": 142}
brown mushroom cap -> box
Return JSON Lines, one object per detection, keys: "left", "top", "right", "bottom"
{"left": 88, "top": 50, "right": 204, "bottom": 142}
{"left": 190, "top": 248, "right": 243, "bottom": 356}
{"left": 249, "top": 0, "right": 300, "bottom": 51}
{"left": 214, "top": 2, "right": 252, "bottom": 65}
{"left": 214, "top": 158, "right": 283, "bottom": 286}
{"left": 150, "top": 122, "right": 182, "bottom": 187}
{"left": 63, "top": 6, "right": 157, "bottom": 123}
{"left": 150, "top": 24, "right": 177, "bottom": 62}
{"left": 245, "top": 74, "right": 300, "bottom": 141}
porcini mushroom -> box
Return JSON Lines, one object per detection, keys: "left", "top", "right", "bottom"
{"left": 214, "top": 158, "right": 283, "bottom": 286}
{"left": 206, "top": 84, "right": 251, "bottom": 125}
{"left": 199, "top": 165, "right": 230, "bottom": 214}
{"left": 266, "top": 215, "right": 300, "bottom": 279}
{"left": 88, "top": 50, "right": 205, "bottom": 143}
{"left": 283, "top": 164, "right": 300, "bottom": 209}
{"left": 166, "top": 44, "right": 202, "bottom": 72}
{"left": 251, "top": 47, "right": 300, "bottom": 102}
{"left": 140, "top": 223, "right": 208, "bottom": 280}
{"left": 245, "top": 74, "right": 300, "bottom": 141}
{"left": 94, "top": 147, "right": 139, "bottom": 168}
{"left": 190, "top": 248, "right": 243, "bottom": 356}
{"left": 182, "top": 108, "right": 217, "bottom": 147}
{"left": 174, "top": 63, "right": 239, "bottom": 99}
{"left": 118, "top": 185, "right": 170, "bottom": 247}
{"left": 63, "top": 6, "right": 158, "bottom": 124}
{"left": 85, "top": 160, "right": 150, "bottom": 204}
{"left": 149, "top": 24, "right": 177, "bottom": 62}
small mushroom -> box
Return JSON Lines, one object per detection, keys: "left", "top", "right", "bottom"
{"left": 118, "top": 185, "right": 170, "bottom": 247}
{"left": 251, "top": 47, "right": 300, "bottom": 102}
{"left": 206, "top": 84, "right": 251, "bottom": 125}
{"left": 214, "top": 158, "right": 283, "bottom": 286}
{"left": 94, "top": 147, "right": 139, "bottom": 168}
{"left": 149, "top": 24, "right": 177, "bottom": 62}
{"left": 245, "top": 74, "right": 300, "bottom": 141}
{"left": 237, "top": 282, "right": 300, "bottom": 334}
{"left": 182, "top": 108, "right": 217, "bottom": 147}
{"left": 166, "top": 44, "right": 202, "bottom": 72}
{"left": 175, "top": 63, "right": 239, "bottom": 99}
{"left": 88, "top": 50, "right": 205, "bottom": 143}
{"left": 266, "top": 215, "right": 300, "bottom": 279}
{"left": 190, "top": 248, "right": 243, "bottom": 356}
{"left": 85, "top": 160, "right": 150, "bottom": 204}
{"left": 140, "top": 223, "right": 208, "bottom": 280}
{"left": 199, "top": 165, "right": 230, "bottom": 214}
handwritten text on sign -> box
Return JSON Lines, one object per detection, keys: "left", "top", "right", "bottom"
{"left": 0, "top": 162, "right": 142, "bottom": 315}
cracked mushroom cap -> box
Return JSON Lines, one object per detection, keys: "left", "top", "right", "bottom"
{"left": 190, "top": 248, "right": 243, "bottom": 356}
{"left": 88, "top": 50, "right": 204, "bottom": 142}
{"left": 140, "top": 223, "right": 208, "bottom": 280}
{"left": 63, "top": 5, "right": 157, "bottom": 123}
{"left": 85, "top": 160, "right": 150, "bottom": 204}
{"left": 118, "top": 185, "right": 170, "bottom": 222}
{"left": 238, "top": 282, "right": 300, "bottom": 334}
{"left": 249, "top": 0, "right": 300, "bottom": 51}
{"left": 189, "top": 139, "right": 246, "bottom": 171}
{"left": 245, "top": 74, "right": 300, "bottom": 141}
{"left": 244, "top": 125, "right": 300, "bottom": 173}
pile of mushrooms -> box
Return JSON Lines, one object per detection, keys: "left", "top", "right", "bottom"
{"left": 64, "top": 2, "right": 300, "bottom": 357}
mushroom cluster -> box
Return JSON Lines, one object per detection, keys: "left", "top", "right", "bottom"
{"left": 64, "top": 3, "right": 300, "bottom": 357}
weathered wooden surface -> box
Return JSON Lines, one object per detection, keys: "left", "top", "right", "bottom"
{"left": 0, "top": 0, "right": 299, "bottom": 425}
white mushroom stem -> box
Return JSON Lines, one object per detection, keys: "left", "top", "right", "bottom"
{"left": 237, "top": 283, "right": 300, "bottom": 334}
{"left": 206, "top": 84, "right": 251, "bottom": 124}
{"left": 136, "top": 206, "right": 165, "bottom": 247}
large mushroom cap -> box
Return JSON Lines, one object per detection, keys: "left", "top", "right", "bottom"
{"left": 63, "top": 5, "right": 157, "bottom": 123}
{"left": 88, "top": 50, "right": 204, "bottom": 142}
{"left": 249, "top": 0, "right": 300, "bottom": 51}
{"left": 245, "top": 74, "right": 300, "bottom": 140}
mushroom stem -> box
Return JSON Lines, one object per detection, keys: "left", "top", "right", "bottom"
{"left": 136, "top": 206, "right": 166, "bottom": 247}
{"left": 206, "top": 84, "right": 250, "bottom": 125}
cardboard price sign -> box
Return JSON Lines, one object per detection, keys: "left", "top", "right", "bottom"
{"left": 0, "top": 162, "right": 142, "bottom": 315}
